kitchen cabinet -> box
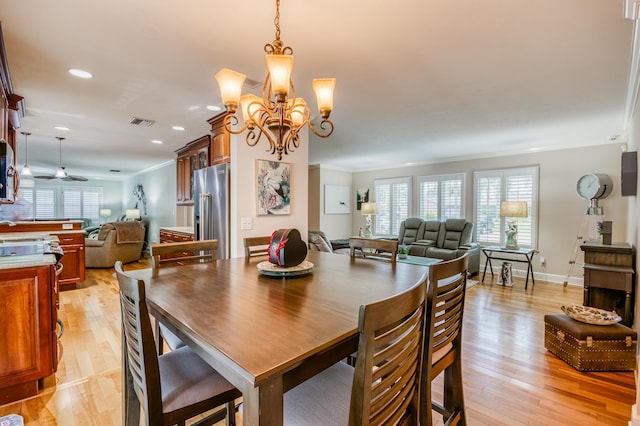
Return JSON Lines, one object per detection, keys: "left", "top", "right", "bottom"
{"left": 159, "top": 227, "right": 195, "bottom": 261}
{"left": 207, "top": 112, "right": 231, "bottom": 165}
{"left": 175, "top": 135, "right": 211, "bottom": 205}
{"left": 0, "top": 263, "right": 59, "bottom": 404}
{"left": 50, "top": 231, "right": 85, "bottom": 288}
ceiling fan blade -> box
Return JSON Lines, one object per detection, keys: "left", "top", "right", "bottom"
{"left": 34, "top": 175, "right": 56, "bottom": 180}
{"left": 63, "top": 175, "right": 89, "bottom": 182}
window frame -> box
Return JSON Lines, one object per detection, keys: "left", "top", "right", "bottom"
{"left": 373, "top": 176, "right": 412, "bottom": 237}
{"left": 416, "top": 173, "right": 465, "bottom": 221}
{"left": 473, "top": 166, "right": 539, "bottom": 248}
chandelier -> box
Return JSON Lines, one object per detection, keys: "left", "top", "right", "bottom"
{"left": 215, "top": 0, "right": 336, "bottom": 160}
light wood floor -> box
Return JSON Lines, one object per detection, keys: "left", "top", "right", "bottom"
{"left": 0, "top": 260, "right": 635, "bottom": 425}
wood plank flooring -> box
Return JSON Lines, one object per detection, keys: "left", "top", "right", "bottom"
{"left": 0, "top": 259, "right": 635, "bottom": 425}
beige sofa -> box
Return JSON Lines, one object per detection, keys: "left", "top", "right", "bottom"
{"left": 85, "top": 221, "right": 145, "bottom": 268}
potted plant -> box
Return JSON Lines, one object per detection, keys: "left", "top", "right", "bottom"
{"left": 398, "top": 244, "right": 409, "bottom": 259}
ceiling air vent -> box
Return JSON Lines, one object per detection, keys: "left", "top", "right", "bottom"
{"left": 245, "top": 78, "right": 262, "bottom": 89}
{"left": 128, "top": 117, "right": 156, "bottom": 127}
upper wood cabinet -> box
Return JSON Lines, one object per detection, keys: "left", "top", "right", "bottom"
{"left": 175, "top": 135, "right": 211, "bottom": 205}
{"left": 207, "top": 112, "right": 231, "bottom": 165}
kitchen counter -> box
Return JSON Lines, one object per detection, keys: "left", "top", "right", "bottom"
{"left": 0, "top": 232, "right": 59, "bottom": 270}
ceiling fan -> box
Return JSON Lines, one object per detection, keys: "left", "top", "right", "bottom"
{"left": 34, "top": 136, "right": 88, "bottom": 181}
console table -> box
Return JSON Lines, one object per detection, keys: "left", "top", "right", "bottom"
{"left": 581, "top": 242, "right": 635, "bottom": 327}
{"left": 481, "top": 246, "right": 536, "bottom": 289}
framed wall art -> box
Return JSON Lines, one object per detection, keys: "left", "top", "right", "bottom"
{"left": 356, "top": 188, "right": 369, "bottom": 210}
{"left": 324, "top": 184, "right": 350, "bottom": 214}
{"left": 256, "top": 159, "right": 291, "bottom": 215}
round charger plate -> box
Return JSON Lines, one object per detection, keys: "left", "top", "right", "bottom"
{"left": 561, "top": 304, "right": 622, "bottom": 325}
{"left": 257, "top": 260, "right": 314, "bottom": 277}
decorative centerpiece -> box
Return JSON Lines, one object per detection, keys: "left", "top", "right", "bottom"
{"left": 398, "top": 244, "right": 409, "bottom": 259}
{"left": 258, "top": 228, "right": 313, "bottom": 277}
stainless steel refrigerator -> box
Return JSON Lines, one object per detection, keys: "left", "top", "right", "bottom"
{"left": 193, "top": 163, "right": 230, "bottom": 259}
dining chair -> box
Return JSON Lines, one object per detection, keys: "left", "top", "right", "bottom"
{"left": 421, "top": 253, "right": 469, "bottom": 426}
{"left": 349, "top": 236, "right": 399, "bottom": 267}
{"left": 243, "top": 235, "right": 271, "bottom": 258}
{"left": 150, "top": 239, "right": 218, "bottom": 271}
{"left": 114, "top": 261, "right": 241, "bottom": 426}
{"left": 149, "top": 239, "right": 218, "bottom": 355}
{"left": 284, "top": 272, "right": 428, "bottom": 425}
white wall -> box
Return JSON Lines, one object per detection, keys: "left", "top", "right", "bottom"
{"left": 351, "top": 143, "right": 628, "bottom": 283}
{"left": 231, "top": 129, "right": 309, "bottom": 258}
{"left": 122, "top": 161, "right": 177, "bottom": 246}
{"left": 308, "top": 166, "right": 353, "bottom": 240}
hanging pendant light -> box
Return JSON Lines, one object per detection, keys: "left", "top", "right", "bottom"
{"left": 55, "top": 137, "right": 67, "bottom": 178}
{"left": 20, "top": 131, "right": 32, "bottom": 176}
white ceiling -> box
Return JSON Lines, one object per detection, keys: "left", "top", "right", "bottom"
{"left": 0, "top": 0, "right": 634, "bottom": 180}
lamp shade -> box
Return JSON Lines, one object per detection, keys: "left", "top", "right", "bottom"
{"left": 312, "top": 78, "right": 336, "bottom": 116}
{"left": 500, "top": 201, "right": 528, "bottom": 218}
{"left": 266, "top": 54, "right": 294, "bottom": 97}
{"left": 361, "top": 202, "right": 378, "bottom": 215}
{"left": 240, "top": 94, "right": 263, "bottom": 125}
{"left": 215, "top": 68, "right": 246, "bottom": 111}
{"left": 125, "top": 209, "right": 140, "bottom": 219}
{"left": 99, "top": 209, "right": 112, "bottom": 217}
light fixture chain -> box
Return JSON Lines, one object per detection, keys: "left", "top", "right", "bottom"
{"left": 274, "top": 0, "right": 281, "bottom": 42}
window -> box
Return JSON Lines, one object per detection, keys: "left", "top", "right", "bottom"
{"left": 417, "top": 173, "right": 464, "bottom": 221}
{"left": 473, "top": 166, "right": 538, "bottom": 248}
{"left": 374, "top": 177, "right": 411, "bottom": 237}
{"left": 20, "top": 185, "right": 102, "bottom": 221}
{"left": 63, "top": 187, "right": 100, "bottom": 220}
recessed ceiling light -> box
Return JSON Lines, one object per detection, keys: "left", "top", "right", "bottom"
{"left": 172, "top": 126, "right": 185, "bottom": 131}
{"left": 55, "top": 126, "right": 70, "bottom": 131}
{"left": 187, "top": 106, "right": 201, "bottom": 111}
{"left": 151, "top": 140, "right": 163, "bottom": 144}
{"left": 68, "top": 68, "right": 93, "bottom": 79}
{"left": 207, "top": 105, "right": 222, "bottom": 111}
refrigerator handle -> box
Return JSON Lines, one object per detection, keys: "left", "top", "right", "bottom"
{"left": 199, "top": 193, "right": 213, "bottom": 240}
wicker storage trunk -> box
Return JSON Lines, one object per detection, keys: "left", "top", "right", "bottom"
{"left": 544, "top": 314, "right": 637, "bottom": 371}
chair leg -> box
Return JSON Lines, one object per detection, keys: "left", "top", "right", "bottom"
{"left": 154, "top": 317, "right": 164, "bottom": 355}
{"left": 226, "top": 401, "right": 236, "bottom": 426}
{"left": 443, "top": 357, "right": 466, "bottom": 426}
{"left": 420, "top": 379, "right": 433, "bottom": 425}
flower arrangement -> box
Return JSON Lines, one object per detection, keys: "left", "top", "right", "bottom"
{"left": 597, "top": 221, "right": 603, "bottom": 235}
{"left": 398, "top": 244, "right": 409, "bottom": 258}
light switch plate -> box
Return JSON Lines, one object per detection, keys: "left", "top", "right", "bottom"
{"left": 240, "top": 218, "right": 252, "bottom": 230}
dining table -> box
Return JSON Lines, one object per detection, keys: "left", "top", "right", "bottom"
{"left": 122, "top": 250, "right": 428, "bottom": 426}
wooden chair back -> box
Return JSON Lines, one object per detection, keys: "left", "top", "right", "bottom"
{"left": 114, "top": 261, "right": 163, "bottom": 424}
{"left": 150, "top": 240, "right": 217, "bottom": 273}
{"left": 420, "top": 253, "right": 469, "bottom": 425}
{"left": 243, "top": 235, "right": 271, "bottom": 258}
{"left": 350, "top": 273, "right": 428, "bottom": 425}
{"left": 349, "top": 237, "right": 399, "bottom": 267}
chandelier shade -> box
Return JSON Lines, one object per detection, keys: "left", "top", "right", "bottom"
{"left": 214, "top": 0, "right": 336, "bottom": 160}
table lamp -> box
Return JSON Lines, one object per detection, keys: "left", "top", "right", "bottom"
{"left": 360, "top": 202, "right": 378, "bottom": 238}
{"left": 500, "top": 201, "right": 527, "bottom": 250}
{"left": 99, "top": 208, "right": 111, "bottom": 225}
{"left": 125, "top": 209, "right": 141, "bottom": 220}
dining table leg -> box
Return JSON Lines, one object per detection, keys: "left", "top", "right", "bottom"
{"left": 241, "top": 376, "right": 284, "bottom": 426}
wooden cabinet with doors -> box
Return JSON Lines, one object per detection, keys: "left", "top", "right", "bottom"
{"left": 0, "top": 263, "right": 59, "bottom": 404}
{"left": 207, "top": 112, "right": 231, "bottom": 165}
{"left": 175, "top": 135, "right": 211, "bottom": 205}
{"left": 50, "top": 231, "right": 86, "bottom": 288}
{"left": 159, "top": 227, "right": 195, "bottom": 261}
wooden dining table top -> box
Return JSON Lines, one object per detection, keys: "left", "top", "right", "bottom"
{"left": 126, "top": 250, "right": 428, "bottom": 424}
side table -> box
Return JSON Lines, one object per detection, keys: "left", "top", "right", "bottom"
{"left": 482, "top": 246, "right": 536, "bottom": 289}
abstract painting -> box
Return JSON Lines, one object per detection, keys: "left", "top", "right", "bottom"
{"left": 256, "top": 160, "right": 291, "bottom": 215}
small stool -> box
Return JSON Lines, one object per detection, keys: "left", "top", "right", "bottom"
{"left": 499, "top": 262, "right": 512, "bottom": 286}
